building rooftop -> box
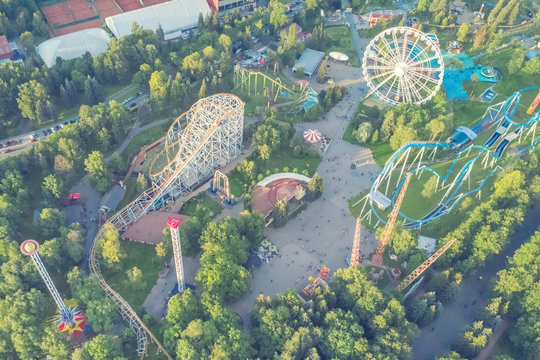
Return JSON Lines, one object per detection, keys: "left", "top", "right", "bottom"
{"left": 105, "top": 0, "right": 210, "bottom": 40}
{"left": 292, "top": 48, "right": 325, "bottom": 77}
{"left": 36, "top": 28, "right": 110, "bottom": 67}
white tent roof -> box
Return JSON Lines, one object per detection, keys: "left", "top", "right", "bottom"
{"left": 105, "top": 0, "right": 211, "bottom": 40}
{"left": 37, "top": 28, "right": 110, "bottom": 67}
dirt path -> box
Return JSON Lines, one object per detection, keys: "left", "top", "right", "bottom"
{"left": 476, "top": 318, "right": 512, "bottom": 360}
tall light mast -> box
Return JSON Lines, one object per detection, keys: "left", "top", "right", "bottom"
{"left": 167, "top": 217, "right": 185, "bottom": 294}
{"left": 20, "top": 239, "right": 85, "bottom": 335}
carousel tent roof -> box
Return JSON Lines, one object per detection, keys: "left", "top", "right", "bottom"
{"left": 303, "top": 129, "right": 322, "bottom": 143}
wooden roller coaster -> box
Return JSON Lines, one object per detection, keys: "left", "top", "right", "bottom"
{"left": 89, "top": 94, "right": 244, "bottom": 359}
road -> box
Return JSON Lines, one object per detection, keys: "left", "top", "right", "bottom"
{"left": 0, "top": 86, "right": 148, "bottom": 158}
{"left": 410, "top": 203, "right": 540, "bottom": 360}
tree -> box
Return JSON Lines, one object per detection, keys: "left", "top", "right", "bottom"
{"left": 390, "top": 125, "right": 417, "bottom": 150}
{"left": 473, "top": 26, "right": 488, "bottom": 49}
{"left": 182, "top": 52, "right": 203, "bottom": 77}
{"left": 238, "top": 211, "right": 266, "bottom": 246}
{"left": 354, "top": 122, "right": 373, "bottom": 143}
{"left": 202, "top": 45, "right": 215, "bottom": 59}
{"left": 19, "top": 31, "right": 35, "bottom": 53}
{"left": 508, "top": 5, "right": 519, "bottom": 25}
{"left": 218, "top": 34, "right": 232, "bottom": 52}
{"left": 523, "top": 57, "right": 540, "bottom": 75}
{"left": 83, "top": 76, "right": 105, "bottom": 105}
{"left": 456, "top": 23, "right": 469, "bottom": 42}
{"left": 269, "top": 0, "right": 288, "bottom": 31}
{"left": 64, "top": 227, "right": 85, "bottom": 263}
{"left": 307, "top": 173, "right": 324, "bottom": 200}
{"left": 38, "top": 208, "right": 65, "bottom": 238}
{"left": 42, "top": 174, "right": 65, "bottom": 205}
{"left": 85, "top": 334, "right": 123, "bottom": 360}
{"left": 85, "top": 151, "right": 112, "bottom": 193}
{"left": 126, "top": 266, "right": 145, "bottom": 289}
{"left": 407, "top": 292, "right": 442, "bottom": 326}
{"left": 17, "top": 80, "right": 55, "bottom": 123}
{"left": 388, "top": 226, "right": 416, "bottom": 255}
{"left": 317, "top": 58, "right": 328, "bottom": 83}
{"left": 237, "top": 160, "right": 256, "bottom": 183}
{"left": 452, "top": 321, "right": 492, "bottom": 358}
{"left": 136, "top": 173, "right": 148, "bottom": 193}
{"left": 417, "top": 0, "right": 429, "bottom": 12}
{"left": 132, "top": 63, "right": 153, "bottom": 89}
{"left": 99, "top": 224, "right": 126, "bottom": 266}
{"left": 437, "top": 351, "right": 467, "bottom": 360}
{"left": 149, "top": 70, "right": 171, "bottom": 112}
{"left": 156, "top": 227, "right": 172, "bottom": 262}
{"left": 487, "top": 30, "right": 503, "bottom": 52}
{"left": 136, "top": 101, "right": 152, "bottom": 124}
{"left": 422, "top": 175, "right": 439, "bottom": 198}
{"left": 40, "top": 325, "right": 71, "bottom": 360}
{"left": 198, "top": 78, "right": 207, "bottom": 99}
{"left": 507, "top": 49, "right": 526, "bottom": 74}
{"left": 273, "top": 198, "right": 289, "bottom": 227}
{"left": 305, "top": 0, "right": 321, "bottom": 10}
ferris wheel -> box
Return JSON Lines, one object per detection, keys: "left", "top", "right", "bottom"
{"left": 362, "top": 27, "right": 444, "bottom": 106}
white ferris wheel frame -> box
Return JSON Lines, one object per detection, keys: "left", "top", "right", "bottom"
{"left": 362, "top": 26, "right": 445, "bottom": 106}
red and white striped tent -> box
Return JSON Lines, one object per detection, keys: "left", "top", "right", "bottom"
{"left": 303, "top": 129, "right": 322, "bottom": 143}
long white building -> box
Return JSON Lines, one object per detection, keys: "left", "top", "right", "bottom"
{"left": 105, "top": 0, "right": 211, "bottom": 40}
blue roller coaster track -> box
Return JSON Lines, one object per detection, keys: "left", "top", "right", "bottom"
{"left": 363, "top": 87, "right": 540, "bottom": 229}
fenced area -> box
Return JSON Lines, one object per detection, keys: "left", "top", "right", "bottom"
{"left": 40, "top": 0, "right": 171, "bottom": 36}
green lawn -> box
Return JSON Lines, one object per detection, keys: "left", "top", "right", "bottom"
{"left": 121, "top": 123, "right": 167, "bottom": 162}
{"left": 102, "top": 240, "right": 162, "bottom": 311}
{"left": 462, "top": 81, "right": 493, "bottom": 99}
{"left": 260, "top": 147, "right": 321, "bottom": 177}
{"left": 227, "top": 168, "right": 246, "bottom": 197}
{"left": 228, "top": 147, "right": 322, "bottom": 197}
{"left": 325, "top": 25, "right": 361, "bottom": 67}
{"left": 180, "top": 192, "right": 222, "bottom": 218}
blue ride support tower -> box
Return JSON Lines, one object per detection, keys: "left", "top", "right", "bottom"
{"left": 20, "top": 239, "right": 81, "bottom": 333}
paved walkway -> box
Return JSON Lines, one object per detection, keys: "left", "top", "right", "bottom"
{"left": 231, "top": 64, "right": 382, "bottom": 328}
{"left": 410, "top": 203, "right": 540, "bottom": 360}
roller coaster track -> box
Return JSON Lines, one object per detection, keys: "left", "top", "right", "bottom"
{"left": 362, "top": 87, "right": 540, "bottom": 228}
{"left": 89, "top": 94, "right": 244, "bottom": 358}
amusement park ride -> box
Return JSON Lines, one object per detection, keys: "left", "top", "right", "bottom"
{"left": 88, "top": 94, "right": 243, "bottom": 358}
{"left": 167, "top": 217, "right": 185, "bottom": 294}
{"left": 372, "top": 173, "right": 412, "bottom": 266}
{"left": 357, "top": 87, "right": 540, "bottom": 230}
{"left": 396, "top": 238, "right": 457, "bottom": 292}
{"left": 303, "top": 265, "right": 330, "bottom": 297}
{"left": 362, "top": 27, "right": 444, "bottom": 105}
{"left": 20, "top": 240, "right": 86, "bottom": 336}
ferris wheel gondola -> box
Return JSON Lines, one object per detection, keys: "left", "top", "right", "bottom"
{"left": 362, "top": 27, "right": 444, "bottom": 106}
